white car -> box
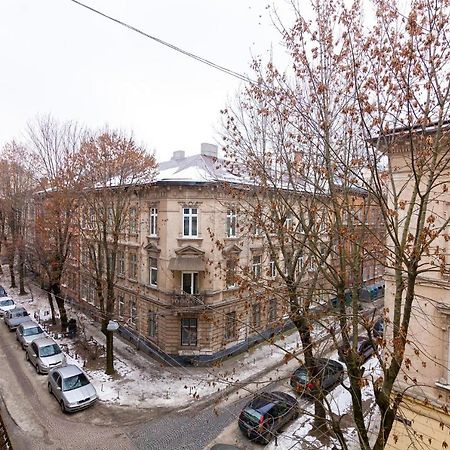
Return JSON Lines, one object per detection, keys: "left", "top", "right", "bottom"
{"left": 16, "top": 321, "right": 45, "bottom": 349}
{"left": 26, "top": 337, "right": 66, "bottom": 374}
{"left": 0, "top": 297, "right": 16, "bottom": 317}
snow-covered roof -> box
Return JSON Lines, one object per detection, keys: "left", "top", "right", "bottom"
{"left": 155, "top": 153, "right": 242, "bottom": 185}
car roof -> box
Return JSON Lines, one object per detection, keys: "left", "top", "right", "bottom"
{"left": 248, "top": 391, "right": 296, "bottom": 412}
{"left": 53, "top": 364, "right": 83, "bottom": 378}
{"left": 20, "top": 320, "right": 40, "bottom": 329}
{"left": 33, "top": 337, "right": 57, "bottom": 347}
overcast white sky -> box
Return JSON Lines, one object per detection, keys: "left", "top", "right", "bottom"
{"left": 0, "top": 0, "right": 289, "bottom": 161}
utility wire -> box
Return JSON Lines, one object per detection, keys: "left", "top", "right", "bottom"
{"left": 69, "top": 0, "right": 252, "bottom": 84}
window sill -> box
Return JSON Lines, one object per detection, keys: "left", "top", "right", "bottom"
{"left": 178, "top": 236, "right": 202, "bottom": 240}
{"left": 128, "top": 278, "right": 139, "bottom": 283}
{"left": 435, "top": 381, "right": 450, "bottom": 391}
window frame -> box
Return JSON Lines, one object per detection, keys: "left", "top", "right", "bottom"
{"left": 148, "top": 311, "right": 157, "bottom": 338}
{"left": 182, "top": 272, "right": 199, "bottom": 294}
{"left": 129, "top": 207, "right": 138, "bottom": 235}
{"left": 252, "top": 255, "right": 262, "bottom": 279}
{"left": 225, "top": 311, "right": 237, "bottom": 340}
{"left": 181, "top": 318, "right": 197, "bottom": 346}
{"left": 226, "top": 209, "right": 237, "bottom": 237}
{"left": 149, "top": 207, "right": 158, "bottom": 236}
{"left": 251, "top": 303, "right": 261, "bottom": 328}
{"left": 148, "top": 256, "right": 158, "bottom": 287}
{"left": 183, "top": 207, "right": 198, "bottom": 237}
{"left": 129, "top": 252, "right": 138, "bottom": 280}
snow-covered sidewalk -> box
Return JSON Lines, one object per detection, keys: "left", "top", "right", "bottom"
{"left": 1, "top": 276, "right": 310, "bottom": 410}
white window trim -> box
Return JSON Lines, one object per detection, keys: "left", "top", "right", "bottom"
{"left": 226, "top": 209, "right": 237, "bottom": 237}
{"left": 183, "top": 207, "right": 198, "bottom": 237}
{"left": 181, "top": 272, "right": 199, "bottom": 294}
{"left": 149, "top": 207, "right": 158, "bottom": 236}
{"left": 148, "top": 257, "right": 158, "bottom": 287}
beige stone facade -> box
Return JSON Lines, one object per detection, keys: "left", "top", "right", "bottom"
{"left": 384, "top": 127, "right": 450, "bottom": 448}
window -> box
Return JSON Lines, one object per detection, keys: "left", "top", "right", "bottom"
{"left": 107, "top": 207, "right": 114, "bottom": 230}
{"left": 226, "top": 258, "right": 237, "bottom": 288}
{"left": 130, "top": 299, "right": 137, "bottom": 326}
{"left": 251, "top": 304, "right": 261, "bottom": 327}
{"left": 226, "top": 209, "right": 237, "bottom": 237}
{"left": 181, "top": 318, "right": 197, "bottom": 346}
{"left": 269, "top": 259, "right": 276, "bottom": 278}
{"left": 183, "top": 207, "right": 198, "bottom": 237}
{"left": 118, "top": 251, "right": 125, "bottom": 276}
{"left": 129, "top": 207, "right": 137, "bottom": 234}
{"left": 182, "top": 272, "right": 199, "bottom": 294}
{"left": 149, "top": 207, "right": 158, "bottom": 236}
{"left": 148, "top": 312, "right": 157, "bottom": 338}
{"left": 252, "top": 255, "right": 262, "bottom": 279}
{"left": 297, "top": 253, "right": 304, "bottom": 273}
{"left": 148, "top": 257, "right": 158, "bottom": 286}
{"left": 225, "top": 312, "right": 237, "bottom": 340}
{"left": 129, "top": 253, "right": 138, "bottom": 280}
{"left": 118, "top": 295, "right": 125, "bottom": 318}
{"left": 268, "top": 298, "right": 277, "bottom": 322}
{"left": 285, "top": 213, "right": 294, "bottom": 230}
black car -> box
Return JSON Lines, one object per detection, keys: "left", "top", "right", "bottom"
{"left": 290, "top": 358, "right": 344, "bottom": 397}
{"left": 339, "top": 336, "right": 375, "bottom": 363}
{"left": 373, "top": 318, "right": 384, "bottom": 338}
{"left": 238, "top": 391, "right": 299, "bottom": 444}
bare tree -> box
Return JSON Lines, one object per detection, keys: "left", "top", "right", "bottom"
{"left": 28, "top": 115, "right": 86, "bottom": 331}
{"left": 222, "top": 0, "right": 450, "bottom": 448}
{"left": 78, "top": 129, "right": 156, "bottom": 375}
{"left": 0, "top": 142, "right": 35, "bottom": 294}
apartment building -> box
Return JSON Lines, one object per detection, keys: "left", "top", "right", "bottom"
{"left": 383, "top": 123, "right": 450, "bottom": 449}
{"left": 60, "top": 143, "right": 384, "bottom": 365}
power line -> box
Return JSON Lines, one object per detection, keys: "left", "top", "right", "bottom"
{"left": 68, "top": 0, "right": 252, "bottom": 83}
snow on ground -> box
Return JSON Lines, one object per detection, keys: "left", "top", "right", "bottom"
{"left": 266, "top": 354, "right": 382, "bottom": 450}
{"left": 1, "top": 275, "right": 307, "bottom": 410}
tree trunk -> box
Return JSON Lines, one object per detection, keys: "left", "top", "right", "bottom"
{"left": 18, "top": 248, "right": 26, "bottom": 295}
{"left": 102, "top": 318, "right": 115, "bottom": 375}
{"left": 51, "top": 282, "right": 67, "bottom": 332}
{"left": 8, "top": 254, "right": 16, "bottom": 288}
{"left": 47, "top": 291, "right": 57, "bottom": 325}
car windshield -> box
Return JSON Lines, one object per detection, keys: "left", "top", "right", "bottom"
{"left": 0, "top": 299, "right": 13, "bottom": 307}
{"left": 39, "top": 344, "right": 61, "bottom": 357}
{"left": 23, "top": 326, "right": 43, "bottom": 336}
{"left": 63, "top": 373, "right": 90, "bottom": 391}
{"left": 242, "top": 408, "right": 263, "bottom": 425}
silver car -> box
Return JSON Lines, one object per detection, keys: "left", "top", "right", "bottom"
{"left": 26, "top": 337, "right": 66, "bottom": 374}
{"left": 4, "top": 307, "right": 30, "bottom": 330}
{"left": 47, "top": 365, "right": 97, "bottom": 413}
{"left": 0, "top": 297, "right": 15, "bottom": 317}
{"left": 16, "top": 321, "right": 45, "bottom": 349}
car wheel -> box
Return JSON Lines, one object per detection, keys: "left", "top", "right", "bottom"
{"left": 48, "top": 383, "right": 52, "bottom": 394}
{"left": 35, "top": 363, "right": 40, "bottom": 375}
{"left": 60, "top": 401, "right": 66, "bottom": 413}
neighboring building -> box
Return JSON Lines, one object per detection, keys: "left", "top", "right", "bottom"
{"left": 59, "top": 143, "right": 383, "bottom": 365}
{"left": 382, "top": 123, "right": 450, "bottom": 449}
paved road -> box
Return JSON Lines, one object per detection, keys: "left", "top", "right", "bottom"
{"left": 0, "top": 319, "right": 142, "bottom": 450}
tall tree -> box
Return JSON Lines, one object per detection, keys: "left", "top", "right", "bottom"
{"left": 0, "top": 142, "right": 35, "bottom": 294}
{"left": 28, "top": 115, "right": 86, "bottom": 331}
{"left": 223, "top": 0, "right": 450, "bottom": 448}
{"left": 78, "top": 129, "right": 156, "bottom": 375}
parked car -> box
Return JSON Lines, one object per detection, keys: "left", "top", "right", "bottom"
{"left": 338, "top": 336, "right": 375, "bottom": 363}
{"left": 16, "top": 321, "right": 45, "bottom": 349}
{"left": 0, "top": 285, "right": 8, "bottom": 297}
{"left": 4, "top": 307, "right": 30, "bottom": 330}
{"left": 26, "top": 337, "right": 66, "bottom": 374}
{"left": 373, "top": 318, "right": 384, "bottom": 338}
{"left": 48, "top": 365, "right": 97, "bottom": 413}
{"left": 238, "top": 391, "right": 299, "bottom": 444}
{"left": 0, "top": 297, "right": 15, "bottom": 317}
{"left": 290, "top": 358, "right": 344, "bottom": 397}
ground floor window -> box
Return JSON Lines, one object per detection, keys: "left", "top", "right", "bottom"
{"left": 225, "top": 311, "right": 237, "bottom": 340}
{"left": 148, "top": 312, "right": 157, "bottom": 338}
{"left": 130, "top": 298, "right": 137, "bottom": 326}
{"left": 118, "top": 295, "right": 125, "bottom": 318}
{"left": 252, "top": 303, "right": 261, "bottom": 328}
{"left": 181, "top": 318, "right": 197, "bottom": 346}
{"left": 268, "top": 298, "right": 277, "bottom": 322}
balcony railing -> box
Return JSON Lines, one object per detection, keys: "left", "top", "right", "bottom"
{"left": 172, "top": 293, "right": 205, "bottom": 309}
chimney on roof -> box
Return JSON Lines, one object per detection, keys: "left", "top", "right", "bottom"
{"left": 200, "top": 143, "right": 218, "bottom": 158}
{"left": 171, "top": 150, "right": 185, "bottom": 161}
